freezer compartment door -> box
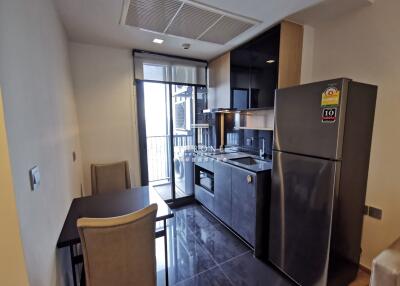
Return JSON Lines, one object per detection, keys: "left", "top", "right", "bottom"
{"left": 269, "top": 151, "right": 339, "bottom": 286}
{"left": 274, "top": 78, "right": 349, "bottom": 160}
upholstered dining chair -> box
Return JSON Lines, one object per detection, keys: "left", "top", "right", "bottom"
{"left": 371, "top": 236, "right": 400, "bottom": 286}
{"left": 91, "top": 161, "right": 131, "bottom": 195}
{"left": 77, "top": 204, "right": 158, "bottom": 286}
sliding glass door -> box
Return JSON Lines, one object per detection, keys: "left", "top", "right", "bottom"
{"left": 140, "top": 81, "right": 173, "bottom": 200}
{"left": 137, "top": 80, "right": 201, "bottom": 203}
{"left": 171, "top": 84, "right": 195, "bottom": 199}
{"left": 134, "top": 51, "right": 207, "bottom": 204}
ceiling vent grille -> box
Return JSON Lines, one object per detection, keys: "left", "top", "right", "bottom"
{"left": 125, "top": 0, "right": 182, "bottom": 33}
{"left": 199, "top": 16, "right": 255, "bottom": 45}
{"left": 166, "top": 3, "right": 221, "bottom": 39}
{"left": 122, "top": 0, "right": 261, "bottom": 45}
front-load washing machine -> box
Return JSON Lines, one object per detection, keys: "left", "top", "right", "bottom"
{"left": 174, "top": 149, "right": 194, "bottom": 196}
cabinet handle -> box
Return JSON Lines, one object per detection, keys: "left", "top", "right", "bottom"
{"left": 246, "top": 175, "right": 253, "bottom": 184}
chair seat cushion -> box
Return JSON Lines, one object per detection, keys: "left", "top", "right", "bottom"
{"left": 371, "top": 238, "right": 400, "bottom": 286}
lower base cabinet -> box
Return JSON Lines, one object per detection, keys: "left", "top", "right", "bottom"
{"left": 194, "top": 185, "right": 214, "bottom": 212}
{"left": 195, "top": 160, "right": 270, "bottom": 250}
{"left": 214, "top": 160, "right": 232, "bottom": 226}
{"left": 231, "top": 167, "right": 257, "bottom": 246}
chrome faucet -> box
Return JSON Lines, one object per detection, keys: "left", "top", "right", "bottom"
{"left": 259, "top": 137, "right": 266, "bottom": 159}
{"left": 246, "top": 137, "right": 255, "bottom": 146}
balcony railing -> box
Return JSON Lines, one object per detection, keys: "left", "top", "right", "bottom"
{"left": 146, "top": 134, "right": 194, "bottom": 182}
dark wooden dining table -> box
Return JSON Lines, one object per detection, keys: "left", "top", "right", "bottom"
{"left": 57, "top": 186, "right": 174, "bottom": 286}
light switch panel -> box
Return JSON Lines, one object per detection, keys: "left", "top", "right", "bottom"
{"left": 369, "top": 206, "right": 383, "bottom": 220}
{"left": 29, "top": 166, "right": 40, "bottom": 191}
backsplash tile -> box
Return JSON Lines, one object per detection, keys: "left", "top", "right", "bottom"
{"left": 226, "top": 129, "right": 273, "bottom": 156}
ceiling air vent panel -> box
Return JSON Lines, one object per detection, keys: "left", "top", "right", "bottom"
{"left": 125, "top": 0, "right": 182, "bottom": 33}
{"left": 122, "top": 0, "right": 260, "bottom": 45}
{"left": 166, "top": 4, "right": 221, "bottom": 39}
{"left": 199, "top": 16, "right": 255, "bottom": 44}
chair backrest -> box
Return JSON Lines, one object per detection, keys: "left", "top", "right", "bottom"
{"left": 91, "top": 161, "right": 131, "bottom": 195}
{"left": 77, "top": 204, "right": 158, "bottom": 286}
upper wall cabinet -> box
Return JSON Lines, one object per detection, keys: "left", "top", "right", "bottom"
{"left": 230, "top": 42, "right": 252, "bottom": 110}
{"left": 208, "top": 52, "right": 231, "bottom": 110}
{"left": 208, "top": 21, "right": 303, "bottom": 110}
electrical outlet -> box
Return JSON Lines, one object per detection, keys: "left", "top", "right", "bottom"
{"left": 29, "top": 166, "right": 40, "bottom": 191}
{"left": 368, "top": 206, "right": 383, "bottom": 220}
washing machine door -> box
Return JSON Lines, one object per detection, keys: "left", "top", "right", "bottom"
{"left": 174, "top": 157, "right": 185, "bottom": 193}
{"left": 174, "top": 158, "right": 185, "bottom": 179}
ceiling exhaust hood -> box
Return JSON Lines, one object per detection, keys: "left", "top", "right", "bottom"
{"left": 121, "top": 0, "right": 261, "bottom": 45}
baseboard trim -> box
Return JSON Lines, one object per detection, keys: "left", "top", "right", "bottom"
{"left": 360, "top": 264, "right": 371, "bottom": 274}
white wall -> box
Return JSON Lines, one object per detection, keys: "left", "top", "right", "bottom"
{"left": 69, "top": 43, "right": 141, "bottom": 194}
{"left": 0, "top": 0, "right": 83, "bottom": 285}
{"left": 0, "top": 87, "right": 30, "bottom": 286}
{"left": 300, "top": 0, "right": 400, "bottom": 268}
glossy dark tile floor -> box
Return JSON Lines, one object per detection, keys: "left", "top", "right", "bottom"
{"left": 156, "top": 204, "right": 294, "bottom": 286}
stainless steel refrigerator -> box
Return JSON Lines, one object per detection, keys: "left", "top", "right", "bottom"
{"left": 269, "top": 78, "right": 377, "bottom": 286}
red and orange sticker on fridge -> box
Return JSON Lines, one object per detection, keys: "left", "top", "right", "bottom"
{"left": 321, "top": 87, "right": 340, "bottom": 107}
{"left": 322, "top": 108, "right": 337, "bottom": 123}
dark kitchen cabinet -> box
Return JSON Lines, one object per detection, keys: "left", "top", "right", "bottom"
{"left": 230, "top": 44, "right": 251, "bottom": 110}
{"left": 208, "top": 21, "right": 303, "bottom": 110}
{"left": 194, "top": 185, "right": 214, "bottom": 212}
{"left": 230, "top": 25, "right": 280, "bottom": 109}
{"left": 214, "top": 160, "right": 232, "bottom": 226}
{"left": 195, "top": 158, "right": 270, "bottom": 255}
{"left": 194, "top": 161, "right": 215, "bottom": 212}
{"left": 231, "top": 167, "right": 257, "bottom": 246}
{"left": 248, "top": 25, "right": 280, "bottom": 109}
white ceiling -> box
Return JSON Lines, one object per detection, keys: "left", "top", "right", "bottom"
{"left": 54, "top": 0, "right": 324, "bottom": 60}
{"left": 288, "top": 0, "right": 374, "bottom": 26}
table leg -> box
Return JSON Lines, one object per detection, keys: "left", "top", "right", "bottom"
{"left": 69, "top": 245, "right": 77, "bottom": 286}
{"left": 164, "top": 219, "right": 169, "bottom": 286}
{"left": 80, "top": 266, "right": 86, "bottom": 286}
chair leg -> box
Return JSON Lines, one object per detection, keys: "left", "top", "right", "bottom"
{"left": 69, "top": 245, "right": 77, "bottom": 286}
{"left": 164, "top": 219, "right": 169, "bottom": 286}
{"left": 80, "top": 266, "right": 86, "bottom": 286}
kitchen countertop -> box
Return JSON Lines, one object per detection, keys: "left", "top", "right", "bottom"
{"left": 197, "top": 151, "right": 272, "bottom": 173}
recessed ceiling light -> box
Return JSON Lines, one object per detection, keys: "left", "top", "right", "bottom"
{"left": 266, "top": 59, "right": 275, "bottom": 64}
{"left": 153, "top": 38, "right": 164, "bottom": 44}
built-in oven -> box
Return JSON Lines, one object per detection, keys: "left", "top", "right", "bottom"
{"left": 195, "top": 167, "right": 214, "bottom": 194}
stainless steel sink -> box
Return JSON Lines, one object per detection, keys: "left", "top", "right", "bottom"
{"left": 229, "top": 157, "right": 265, "bottom": 165}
